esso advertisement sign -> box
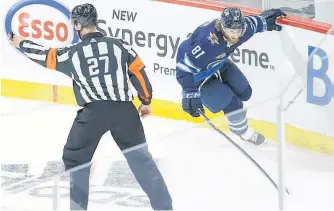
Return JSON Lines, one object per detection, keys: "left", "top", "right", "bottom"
{"left": 5, "top": 0, "right": 79, "bottom": 48}
{"left": 14, "top": 6, "right": 70, "bottom": 45}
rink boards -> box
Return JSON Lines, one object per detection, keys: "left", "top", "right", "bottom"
{"left": 1, "top": 0, "right": 334, "bottom": 155}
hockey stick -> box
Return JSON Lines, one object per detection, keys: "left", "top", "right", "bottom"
{"left": 197, "top": 109, "right": 290, "bottom": 195}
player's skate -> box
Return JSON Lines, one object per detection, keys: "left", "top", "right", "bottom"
{"left": 239, "top": 128, "right": 265, "bottom": 145}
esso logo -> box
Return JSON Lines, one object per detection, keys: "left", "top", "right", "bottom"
{"left": 17, "top": 11, "right": 69, "bottom": 42}
{"left": 5, "top": 0, "right": 79, "bottom": 48}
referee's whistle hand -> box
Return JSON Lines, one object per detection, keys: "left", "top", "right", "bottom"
{"left": 138, "top": 104, "right": 151, "bottom": 118}
{"left": 8, "top": 34, "right": 24, "bottom": 48}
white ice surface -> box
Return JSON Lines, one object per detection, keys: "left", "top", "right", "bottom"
{"left": 1, "top": 97, "right": 333, "bottom": 211}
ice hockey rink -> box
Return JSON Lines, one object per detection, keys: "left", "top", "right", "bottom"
{"left": 1, "top": 97, "right": 334, "bottom": 211}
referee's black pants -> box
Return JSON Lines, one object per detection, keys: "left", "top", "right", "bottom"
{"left": 62, "top": 101, "right": 173, "bottom": 210}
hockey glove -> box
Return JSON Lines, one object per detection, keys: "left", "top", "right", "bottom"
{"left": 182, "top": 91, "right": 204, "bottom": 117}
{"left": 260, "top": 8, "right": 287, "bottom": 31}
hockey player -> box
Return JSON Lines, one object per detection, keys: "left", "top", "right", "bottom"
{"left": 8, "top": 3, "right": 173, "bottom": 210}
{"left": 176, "top": 8, "right": 286, "bottom": 145}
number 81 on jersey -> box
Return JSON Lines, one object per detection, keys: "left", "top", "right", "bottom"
{"left": 192, "top": 45, "right": 205, "bottom": 59}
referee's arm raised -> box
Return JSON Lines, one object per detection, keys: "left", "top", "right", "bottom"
{"left": 9, "top": 35, "right": 72, "bottom": 75}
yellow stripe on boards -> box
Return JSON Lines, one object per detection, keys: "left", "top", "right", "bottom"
{"left": 2, "top": 79, "right": 333, "bottom": 156}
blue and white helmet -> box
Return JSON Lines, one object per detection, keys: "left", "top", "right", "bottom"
{"left": 220, "top": 8, "right": 246, "bottom": 34}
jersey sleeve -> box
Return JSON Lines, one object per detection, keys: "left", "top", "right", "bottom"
{"left": 175, "top": 47, "right": 202, "bottom": 92}
{"left": 19, "top": 40, "right": 72, "bottom": 75}
{"left": 242, "top": 15, "right": 267, "bottom": 41}
{"left": 176, "top": 70, "right": 198, "bottom": 92}
{"left": 122, "top": 41, "right": 153, "bottom": 105}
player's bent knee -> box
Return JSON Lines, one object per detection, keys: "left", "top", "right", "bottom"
{"left": 223, "top": 96, "right": 243, "bottom": 114}
{"left": 238, "top": 85, "right": 252, "bottom": 101}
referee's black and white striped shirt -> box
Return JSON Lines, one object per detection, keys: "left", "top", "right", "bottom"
{"left": 18, "top": 32, "right": 152, "bottom": 106}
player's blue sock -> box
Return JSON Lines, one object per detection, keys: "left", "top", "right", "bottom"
{"left": 223, "top": 96, "right": 265, "bottom": 145}
{"left": 227, "top": 110, "right": 248, "bottom": 135}
{"left": 223, "top": 96, "right": 248, "bottom": 135}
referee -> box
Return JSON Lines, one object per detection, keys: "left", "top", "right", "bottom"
{"left": 9, "top": 3, "right": 173, "bottom": 210}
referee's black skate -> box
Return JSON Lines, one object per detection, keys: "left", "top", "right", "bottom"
{"left": 239, "top": 129, "right": 265, "bottom": 145}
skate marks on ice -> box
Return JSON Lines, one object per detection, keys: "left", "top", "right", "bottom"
{"left": 211, "top": 128, "right": 334, "bottom": 173}
{"left": 1, "top": 130, "right": 333, "bottom": 211}
{"left": 0, "top": 127, "right": 280, "bottom": 211}
{"left": 1, "top": 160, "right": 152, "bottom": 210}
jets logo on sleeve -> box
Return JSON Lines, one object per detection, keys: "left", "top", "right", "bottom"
{"left": 207, "top": 32, "right": 219, "bottom": 45}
